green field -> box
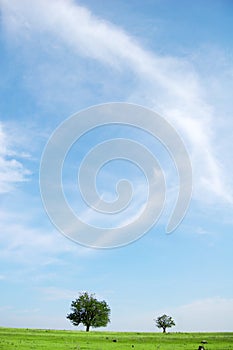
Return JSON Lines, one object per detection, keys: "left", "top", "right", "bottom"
{"left": 0, "top": 328, "right": 232, "bottom": 350}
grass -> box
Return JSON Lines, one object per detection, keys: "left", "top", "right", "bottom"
{"left": 0, "top": 328, "right": 232, "bottom": 350}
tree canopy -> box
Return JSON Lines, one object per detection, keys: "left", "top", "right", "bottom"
{"left": 67, "top": 292, "right": 110, "bottom": 332}
{"left": 154, "top": 314, "right": 175, "bottom": 333}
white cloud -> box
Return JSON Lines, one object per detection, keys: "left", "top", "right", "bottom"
{"left": 0, "top": 123, "right": 31, "bottom": 193}
{"left": 196, "top": 227, "right": 211, "bottom": 235}
{"left": 171, "top": 297, "right": 233, "bottom": 332}
{"left": 77, "top": 179, "right": 148, "bottom": 228}
{"left": 40, "top": 287, "right": 80, "bottom": 301}
{"left": 0, "top": 210, "right": 91, "bottom": 264}
{"left": 0, "top": 0, "right": 200, "bottom": 101}
{"left": 1, "top": 0, "right": 232, "bottom": 206}
{"left": 167, "top": 110, "right": 232, "bottom": 204}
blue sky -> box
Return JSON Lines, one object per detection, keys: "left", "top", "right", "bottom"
{"left": 0, "top": 0, "right": 233, "bottom": 332}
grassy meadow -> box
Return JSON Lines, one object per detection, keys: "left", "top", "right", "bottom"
{"left": 0, "top": 328, "right": 232, "bottom": 350}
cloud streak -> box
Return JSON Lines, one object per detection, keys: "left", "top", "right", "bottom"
{"left": 1, "top": 0, "right": 232, "bottom": 207}
{"left": 0, "top": 209, "right": 91, "bottom": 265}
{"left": 168, "top": 297, "right": 233, "bottom": 332}
{"left": 0, "top": 123, "right": 31, "bottom": 193}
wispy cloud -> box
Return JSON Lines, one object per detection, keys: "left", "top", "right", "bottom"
{"left": 77, "top": 179, "right": 148, "bottom": 228}
{"left": 1, "top": 0, "right": 232, "bottom": 206}
{"left": 0, "top": 123, "right": 31, "bottom": 193}
{"left": 196, "top": 227, "right": 212, "bottom": 235}
{"left": 40, "top": 286, "right": 80, "bottom": 301}
{"left": 0, "top": 210, "right": 90, "bottom": 264}
{"left": 169, "top": 297, "right": 233, "bottom": 332}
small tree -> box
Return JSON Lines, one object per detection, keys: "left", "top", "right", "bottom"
{"left": 154, "top": 314, "right": 175, "bottom": 333}
{"left": 67, "top": 292, "right": 110, "bottom": 332}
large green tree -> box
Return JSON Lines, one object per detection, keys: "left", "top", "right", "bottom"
{"left": 154, "top": 314, "right": 175, "bottom": 333}
{"left": 67, "top": 292, "right": 110, "bottom": 332}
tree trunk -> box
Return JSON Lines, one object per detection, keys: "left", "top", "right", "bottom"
{"left": 86, "top": 324, "right": 90, "bottom": 332}
{"left": 163, "top": 327, "right": 166, "bottom": 333}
